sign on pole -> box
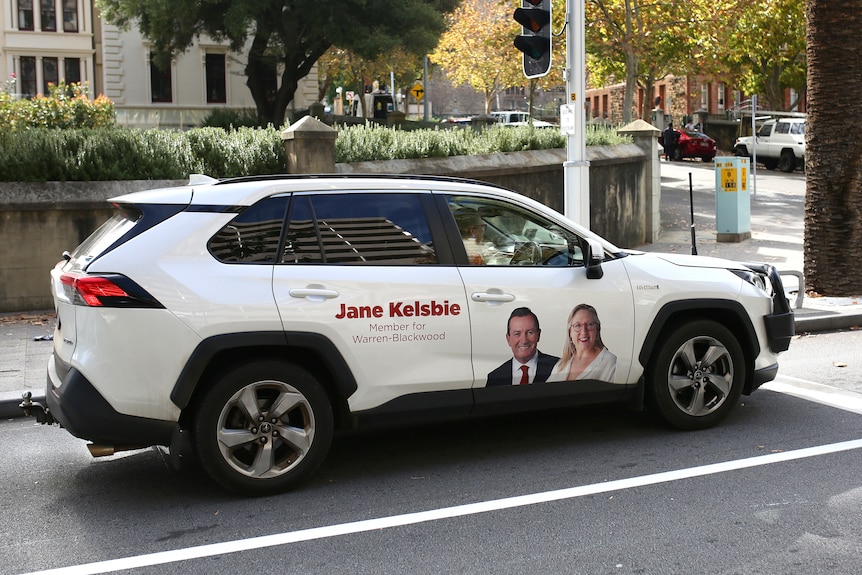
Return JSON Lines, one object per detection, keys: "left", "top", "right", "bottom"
{"left": 409, "top": 82, "right": 425, "bottom": 101}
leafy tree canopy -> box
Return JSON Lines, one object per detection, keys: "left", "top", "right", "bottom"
{"left": 96, "top": 0, "right": 460, "bottom": 126}
{"left": 429, "top": 0, "right": 566, "bottom": 114}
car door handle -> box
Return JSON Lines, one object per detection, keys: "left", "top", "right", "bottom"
{"left": 289, "top": 287, "right": 340, "bottom": 301}
{"left": 471, "top": 291, "right": 516, "bottom": 303}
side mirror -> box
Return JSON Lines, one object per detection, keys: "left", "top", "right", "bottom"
{"left": 585, "top": 238, "right": 604, "bottom": 279}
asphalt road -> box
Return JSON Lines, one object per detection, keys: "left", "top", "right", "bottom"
{"left": 3, "top": 330, "right": 862, "bottom": 575}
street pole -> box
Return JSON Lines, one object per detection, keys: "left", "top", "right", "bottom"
{"left": 423, "top": 56, "right": 430, "bottom": 122}
{"left": 563, "top": 0, "right": 590, "bottom": 227}
{"left": 751, "top": 94, "right": 757, "bottom": 199}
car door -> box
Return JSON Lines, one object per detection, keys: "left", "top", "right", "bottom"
{"left": 441, "top": 193, "right": 635, "bottom": 415}
{"left": 757, "top": 121, "right": 776, "bottom": 158}
{"left": 272, "top": 190, "right": 473, "bottom": 416}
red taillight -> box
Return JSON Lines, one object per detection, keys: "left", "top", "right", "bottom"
{"left": 60, "top": 273, "right": 130, "bottom": 307}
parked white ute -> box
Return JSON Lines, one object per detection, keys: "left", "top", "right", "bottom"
{"left": 28, "top": 174, "right": 794, "bottom": 495}
{"left": 734, "top": 117, "right": 806, "bottom": 172}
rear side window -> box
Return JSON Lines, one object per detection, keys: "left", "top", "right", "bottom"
{"left": 774, "top": 122, "right": 790, "bottom": 135}
{"left": 209, "top": 196, "right": 289, "bottom": 263}
{"left": 282, "top": 193, "right": 437, "bottom": 265}
{"left": 67, "top": 206, "right": 141, "bottom": 271}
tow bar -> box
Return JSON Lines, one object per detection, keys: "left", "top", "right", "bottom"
{"left": 19, "top": 391, "right": 56, "bottom": 425}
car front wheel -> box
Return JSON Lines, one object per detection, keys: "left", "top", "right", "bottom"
{"left": 194, "top": 360, "right": 333, "bottom": 496}
{"left": 647, "top": 320, "right": 745, "bottom": 430}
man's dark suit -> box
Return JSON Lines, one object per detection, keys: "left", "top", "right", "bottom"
{"left": 486, "top": 351, "right": 559, "bottom": 387}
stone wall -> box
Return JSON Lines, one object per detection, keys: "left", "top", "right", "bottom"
{"left": 0, "top": 134, "right": 658, "bottom": 312}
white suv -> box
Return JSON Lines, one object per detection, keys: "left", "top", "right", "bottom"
{"left": 734, "top": 117, "right": 806, "bottom": 172}
{"left": 33, "top": 174, "right": 794, "bottom": 495}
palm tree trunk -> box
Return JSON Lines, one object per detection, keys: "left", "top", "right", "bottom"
{"left": 804, "top": 0, "right": 862, "bottom": 295}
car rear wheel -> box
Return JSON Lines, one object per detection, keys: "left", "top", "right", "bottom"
{"left": 647, "top": 320, "right": 745, "bottom": 430}
{"left": 761, "top": 158, "right": 779, "bottom": 170}
{"left": 672, "top": 147, "right": 684, "bottom": 161}
{"left": 701, "top": 155, "right": 714, "bottom": 163}
{"left": 194, "top": 360, "right": 333, "bottom": 496}
{"left": 779, "top": 150, "right": 796, "bottom": 172}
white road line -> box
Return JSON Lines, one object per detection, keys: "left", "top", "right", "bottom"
{"left": 764, "top": 375, "right": 862, "bottom": 415}
{"left": 23, "top": 436, "right": 862, "bottom": 575}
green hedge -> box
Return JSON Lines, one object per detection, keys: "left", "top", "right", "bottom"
{"left": 0, "top": 121, "right": 630, "bottom": 182}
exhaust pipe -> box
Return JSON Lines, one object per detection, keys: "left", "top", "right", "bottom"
{"left": 86, "top": 444, "right": 145, "bottom": 458}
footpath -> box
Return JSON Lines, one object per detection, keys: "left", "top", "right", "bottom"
{"left": 1, "top": 160, "right": 860, "bottom": 419}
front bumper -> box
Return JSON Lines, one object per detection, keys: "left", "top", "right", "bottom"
{"left": 760, "top": 264, "right": 795, "bottom": 353}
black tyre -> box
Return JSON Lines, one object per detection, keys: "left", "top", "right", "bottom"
{"left": 733, "top": 145, "right": 749, "bottom": 157}
{"left": 194, "top": 360, "right": 333, "bottom": 496}
{"left": 701, "top": 155, "right": 714, "bottom": 163}
{"left": 647, "top": 320, "right": 745, "bottom": 430}
{"left": 779, "top": 150, "right": 796, "bottom": 173}
{"left": 762, "top": 158, "right": 779, "bottom": 170}
{"left": 672, "top": 147, "right": 684, "bottom": 161}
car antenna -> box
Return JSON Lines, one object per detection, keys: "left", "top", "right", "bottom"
{"left": 689, "top": 172, "right": 698, "bottom": 255}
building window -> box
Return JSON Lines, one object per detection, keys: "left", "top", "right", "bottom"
{"left": 64, "top": 58, "right": 81, "bottom": 85}
{"left": 19, "top": 57, "right": 37, "bottom": 98}
{"left": 63, "top": 0, "right": 78, "bottom": 32}
{"left": 717, "top": 83, "right": 726, "bottom": 112}
{"left": 41, "top": 0, "right": 56, "bottom": 31}
{"left": 150, "top": 57, "right": 172, "bottom": 103}
{"left": 205, "top": 53, "right": 227, "bottom": 104}
{"left": 700, "top": 82, "right": 709, "bottom": 110}
{"left": 42, "top": 57, "right": 59, "bottom": 94}
{"left": 18, "top": 0, "right": 35, "bottom": 30}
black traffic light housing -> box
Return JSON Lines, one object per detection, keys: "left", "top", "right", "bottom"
{"left": 513, "top": 0, "right": 552, "bottom": 79}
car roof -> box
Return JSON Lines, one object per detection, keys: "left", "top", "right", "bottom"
{"left": 110, "top": 174, "right": 522, "bottom": 208}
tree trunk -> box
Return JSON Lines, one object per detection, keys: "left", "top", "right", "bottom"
{"left": 622, "top": 50, "right": 637, "bottom": 124}
{"left": 805, "top": 0, "right": 862, "bottom": 295}
{"left": 639, "top": 76, "right": 655, "bottom": 122}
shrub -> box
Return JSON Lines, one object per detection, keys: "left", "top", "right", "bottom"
{"left": 0, "top": 117, "right": 630, "bottom": 182}
{"left": 185, "top": 127, "right": 284, "bottom": 178}
{"left": 0, "top": 82, "right": 115, "bottom": 130}
{"left": 201, "top": 108, "right": 262, "bottom": 130}
{"left": 334, "top": 122, "right": 627, "bottom": 163}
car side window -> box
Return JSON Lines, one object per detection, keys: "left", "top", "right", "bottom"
{"left": 775, "top": 122, "right": 790, "bottom": 135}
{"left": 446, "top": 195, "right": 583, "bottom": 267}
{"left": 281, "top": 192, "right": 437, "bottom": 265}
{"left": 791, "top": 122, "right": 805, "bottom": 135}
{"left": 758, "top": 123, "right": 773, "bottom": 137}
{"left": 208, "top": 195, "right": 289, "bottom": 263}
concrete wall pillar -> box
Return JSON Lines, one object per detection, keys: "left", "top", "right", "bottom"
{"left": 281, "top": 115, "right": 338, "bottom": 174}
{"left": 618, "top": 119, "right": 662, "bottom": 243}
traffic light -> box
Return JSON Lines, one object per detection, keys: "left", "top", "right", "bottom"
{"left": 513, "top": 0, "right": 552, "bottom": 79}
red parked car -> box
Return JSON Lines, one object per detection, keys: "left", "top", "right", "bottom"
{"left": 660, "top": 128, "right": 716, "bottom": 162}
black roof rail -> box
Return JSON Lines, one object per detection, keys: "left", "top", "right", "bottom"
{"left": 210, "top": 173, "right": 513, "bottom": 192}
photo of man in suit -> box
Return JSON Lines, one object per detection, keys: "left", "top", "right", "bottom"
{"left": 486, "top": 307, "right": 560, "bottom": 386}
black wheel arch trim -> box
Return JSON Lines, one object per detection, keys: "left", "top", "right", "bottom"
{"left": 170, "top": 331, "right": 358, "bottom": 413}
{"left": 638, "top": 299, "right": 760, "bottom": 384}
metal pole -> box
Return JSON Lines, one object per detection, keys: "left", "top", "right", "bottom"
{"left": 751, "top": 94, "right": 757, "bottom": 199}
{"left": 563, "top": 0, "right": 590, "bottom": 227}
{"left": 423, "top": 56, "right": 430, "bottom": 122}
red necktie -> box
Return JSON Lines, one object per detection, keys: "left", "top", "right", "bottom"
{"left": 519, "top": 365, "right": 529, "bottom": 385}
